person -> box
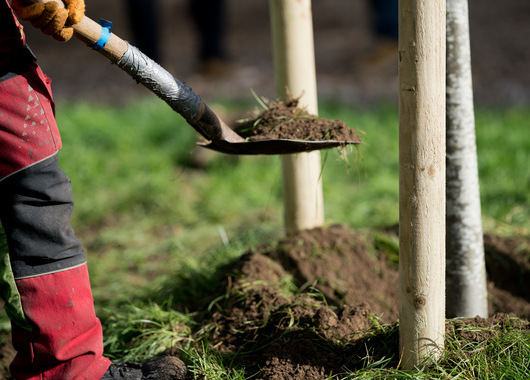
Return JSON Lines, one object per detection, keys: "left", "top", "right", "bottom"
{"left": 0, "top": 1, "right": 186, "bottom": 378}
{"left": 127, "top": 0, "right": 231, "bottom": 76}
{"left": 370, "top": 0, "right": 398, "bottom": 42}
{"left": 188, "top": 0, "right": 230, "bottom": 75}
{"left": 126, "top": 0, "right": 160, "bottom": 62}
{"left": 362, "top": 0, "right": 399, "bottom": 68}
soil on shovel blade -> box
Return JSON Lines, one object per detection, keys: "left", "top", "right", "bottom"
{"left": 235, "top": 98, "right": 362, "bottom": 143}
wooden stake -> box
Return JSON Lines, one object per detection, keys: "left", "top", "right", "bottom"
{"left": 269, "top": 0, "right": 324, "bottom": 235}
{"left": 398, "top": 0, "right": 446, "bottom": 368}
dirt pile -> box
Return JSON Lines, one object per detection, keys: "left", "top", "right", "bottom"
{"left": 204, "top": 225, "right": 530, "bottom": 379}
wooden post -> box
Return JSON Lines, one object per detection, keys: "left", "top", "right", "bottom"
{"left": 398, "top": 0, "right": 446, "bottom": 368}
{"left": 269, "top": 0, "right": 324, "bottom": 235}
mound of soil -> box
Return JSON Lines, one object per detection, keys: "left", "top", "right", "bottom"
{"left": 236, "top": 98, "right": 362, "bottom": 143}
{"left": 202, "top": 225, "right": 530, "bottom": 379}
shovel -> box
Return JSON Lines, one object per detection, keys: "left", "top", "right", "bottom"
{"left": 44, "top": 0, "right": 360, "bottom": 155}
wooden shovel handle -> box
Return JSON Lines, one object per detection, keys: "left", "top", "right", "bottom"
{"left": 42, "top": 0, "right": 128, "bottom": 62}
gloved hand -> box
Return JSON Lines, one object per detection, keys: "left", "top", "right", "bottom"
{"left": 11, "top": 0, "right": 85, "bottom": 42}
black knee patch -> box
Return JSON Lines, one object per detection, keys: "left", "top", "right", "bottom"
{"left": 0, "top": 154, "right": 86, "bottom": 279}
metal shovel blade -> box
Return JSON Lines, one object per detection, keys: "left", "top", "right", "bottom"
{"left": 198, "top": 137, "right": 361, "bottom": 155}
{"left": 190, "top": 103, "right": 361, "bottom": 155}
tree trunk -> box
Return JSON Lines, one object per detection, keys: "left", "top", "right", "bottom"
{"left": 398, "top": 0, "right": 446, "bottom": 369}
{"left": 446, "top": 0, "right": 488, "bottom": 318}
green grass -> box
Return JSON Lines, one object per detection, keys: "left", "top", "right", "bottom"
{"left": 57, "top": 99, "right": 530, "bottom": 233}
{"left": 439, "top": 317, "right": 530, "bottom": 379}
{"left": 334, "top": 317, "right": 530, "bottom": 379}
{"left": 475, "top": 107, "right": 530, "bottom": 231}
{"left": 1, "top": 98, "right": 529, "bottom": 378}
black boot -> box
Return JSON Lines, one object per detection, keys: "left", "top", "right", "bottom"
{"left": 101, "top": 356, "right": 187, "bottom": 380}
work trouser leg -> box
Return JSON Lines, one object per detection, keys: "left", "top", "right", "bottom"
{"left": 0, "top": 155, "right": 111, "bottom": 379}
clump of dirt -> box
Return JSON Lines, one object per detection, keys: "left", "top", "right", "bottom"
{"left": 235, "top": 98, "right": 362, "bottom": 143}
{"left": 0, "top": 335, "right": 15, "bottom": 380}
{"left": 484, "top": 233, "right": 530, "bottom": 318}
{"left": 447, "top": 313, "right": 530, "bottom": 344}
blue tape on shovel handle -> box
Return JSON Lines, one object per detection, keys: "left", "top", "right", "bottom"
{"left": 91, "top": 18, "right": 112, "bottom": 50}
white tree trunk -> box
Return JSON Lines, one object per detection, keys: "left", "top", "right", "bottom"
{"left": 269, "top": 0, "right": 324, "bottom": 235}
{"left": 398, "top": 0, "right": 446, "bottom": 369}
{"left": 446, "top": 0, "right": 488, "bottom": 318}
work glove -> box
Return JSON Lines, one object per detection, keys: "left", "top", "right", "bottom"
{"left": 11, "top": 0, "right": 85, "bottom": 42}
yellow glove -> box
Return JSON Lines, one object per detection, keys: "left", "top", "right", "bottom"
{"left": 11, "top": 0, "right": 85, "bottom": 42}
{"left": 63, "top": 0, "right": 85, "bottom": 26}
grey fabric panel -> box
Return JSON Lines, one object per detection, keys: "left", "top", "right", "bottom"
{"left": 0, "top": 154, "right": 86, "bottom": 279}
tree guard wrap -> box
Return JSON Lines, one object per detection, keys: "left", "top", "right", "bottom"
{"left": 116, "top": 45, "right": 201, "bottom": 120}
{"left": 445, "top": 0, "right": 488, "bottom": 318}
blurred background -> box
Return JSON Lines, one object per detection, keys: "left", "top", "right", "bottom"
{"left": 21, "top": 0, "right": 530, "bottom": 107}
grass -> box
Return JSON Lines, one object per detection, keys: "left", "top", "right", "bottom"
{"left": 56, "top": 99, "right": 530, "bottom": 233}
{"left": 337, "top": 316, "right": 530, "bottom": 379}
{"left": 474, "top": 107, "right": 530, "bottom": 230}
{"left": 102, "top": 301, "right": 194, "bottom": 362}
{"left": 439, "top": 317, "right": 530, "bottom": 379}
{"left": 0, "top": 98, "right": 529, "bottom": 378}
